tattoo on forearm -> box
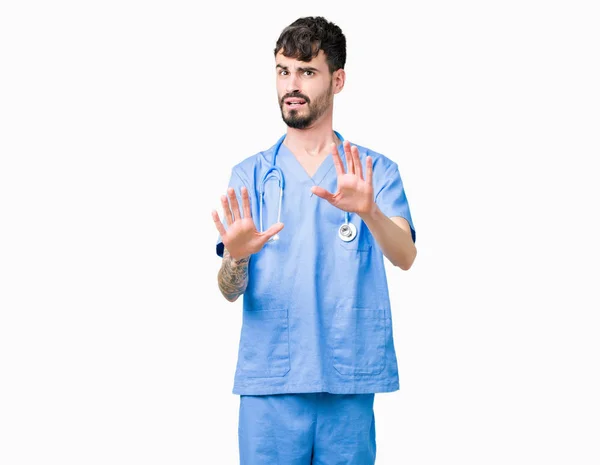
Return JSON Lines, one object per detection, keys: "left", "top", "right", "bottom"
{"left": 218, "top": 249, "right": 249, "bottom": 302}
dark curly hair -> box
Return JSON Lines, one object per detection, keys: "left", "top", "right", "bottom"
{"left": 274, "top": 16, "right": 346, "bottom": 73}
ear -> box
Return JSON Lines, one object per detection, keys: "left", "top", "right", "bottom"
{"left": 332, "top": 68, "right": 346, "bottom": 94}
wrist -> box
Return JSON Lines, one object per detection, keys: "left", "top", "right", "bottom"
{"left": 231, "top": 255, "right": 250, "bottom": 266}
{"left": 358, "top": 202, "right": 380, "bottom": 222}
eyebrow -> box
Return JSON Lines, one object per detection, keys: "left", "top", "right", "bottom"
{"left": 298, "top": 66, "right": 319, "bottom": 73}
{"left": 276, "top": 64, "right": 319, "bottom": 73}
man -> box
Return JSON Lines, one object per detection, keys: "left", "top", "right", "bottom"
{"left": 212, "top": 16, "right": 416, "bottom": 465}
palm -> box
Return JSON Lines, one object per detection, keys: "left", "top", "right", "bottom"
{"left": 221, "top": 218, "right": 270, "bottom": 257}
{"left": 312, "top": 140, "right": 374, "bottom": 215}
{"left": 212, "top": 187, "right": 284, "bottom": 260}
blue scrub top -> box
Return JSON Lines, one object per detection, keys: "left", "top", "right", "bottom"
{"left": 216, "top": 133, "right": 416, "bottom": 395}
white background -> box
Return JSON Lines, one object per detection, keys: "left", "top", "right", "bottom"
{"left": 1, "top": 1, "right": 599, "bottom": 464}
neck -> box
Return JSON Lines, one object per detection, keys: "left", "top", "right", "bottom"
{"left": 283, "top": 118, "right": 339, "bottom": 157}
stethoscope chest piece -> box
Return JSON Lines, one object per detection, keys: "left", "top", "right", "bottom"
{"left": 338, "top": 222, "right": 357, "bottom": 242}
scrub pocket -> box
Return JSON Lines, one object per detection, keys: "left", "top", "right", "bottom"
{"left": 238, "top": 308, "right": 290, "bottom": 378}
{"left": 331, "top": 307, "right": 386, "bottom": 375}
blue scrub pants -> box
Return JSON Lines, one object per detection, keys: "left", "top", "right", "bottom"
{"left": 238, "top": 393, "right": 376, "bottom": 465}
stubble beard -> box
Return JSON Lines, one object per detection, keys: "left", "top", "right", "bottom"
{"left": 279, "top": 83, "right": 333, "bottom": 129}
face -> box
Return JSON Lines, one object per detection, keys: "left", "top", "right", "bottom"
{"left": 276, "top": 50, "right": 344, "bottom": 129}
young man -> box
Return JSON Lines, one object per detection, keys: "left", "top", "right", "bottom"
{"left": 212, "top": 16, "right": 416, "bottom": 465}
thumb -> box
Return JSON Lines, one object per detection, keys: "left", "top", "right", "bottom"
{"left": 311, "top": 186, "right": 335, "bottom": 202}
{"left": 261, "top": 222, "right": 284, "bottom": 242}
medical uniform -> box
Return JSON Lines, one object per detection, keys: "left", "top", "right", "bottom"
{"left": 216, "top": 132, "right": 415, "bottom": 464}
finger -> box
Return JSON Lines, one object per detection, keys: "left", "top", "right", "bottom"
{"left": 228, "top": 187, "right": 242, "bottom": 221}
{"left": 261, "top": 222, "right": 284, "bottom": 242}
{"left": 241, "top": 187, "right": 252, "bottom": 219}
{"left": 351, "top": 145, "right": 363, "bottom": 179}
{"left": 331, "top": 142, "right": 345, "bottom": 175}
{"left": 366, "top": 156, "right": 373, "bottom": 186}
{"left": 311, "top": 186, "right": 336, "bottom": 203}
{"left": 220, "top": 195, "right": 233, "bottom": 226}
{"left": 343, "top": 140, "right": 354, "bottom": 175}
{"left": 211, "top": 210, "right": 227, "bottom": 237}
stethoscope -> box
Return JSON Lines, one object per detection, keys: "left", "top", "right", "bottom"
{"left": 259, "top": 131, "right": 357, "bottom": 243}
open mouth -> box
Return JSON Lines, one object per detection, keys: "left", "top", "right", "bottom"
{"left": 284, "top": 98, "right": 307, "bottom": 108}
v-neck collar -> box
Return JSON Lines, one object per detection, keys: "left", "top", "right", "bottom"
{"left": 277, "top": 139, "right": 344, "bottom": 187}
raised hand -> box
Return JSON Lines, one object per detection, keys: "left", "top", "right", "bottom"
{"left": 311, "top": 140, "right": 374, "bottom": 215}
{"left": 212, "top": 186, "right": 284, "bottom": 261}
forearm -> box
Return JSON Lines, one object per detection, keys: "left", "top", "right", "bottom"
{"left": 359, "top": 205, "right": 417, "bottom": 270}
{"left": 217, "top": 248, "right": 249, "bottom": 302}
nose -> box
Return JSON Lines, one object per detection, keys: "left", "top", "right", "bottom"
{"left": 286, "top": 73, "right": 300, "bottom": 95}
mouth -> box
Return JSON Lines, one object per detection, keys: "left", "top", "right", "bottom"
{"left": 284, "top": 98, "right": 307, "bottom": 108}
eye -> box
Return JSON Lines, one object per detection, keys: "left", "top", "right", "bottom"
{"left": 279, "top": 70, "right": 289, "bottom": 76}
{"left": 303, "top": 70, "right": 314, "bottom": 76}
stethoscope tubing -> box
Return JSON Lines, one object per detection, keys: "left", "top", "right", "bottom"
{"left": 259, "top": 132, "right": 356, "bottom": 243}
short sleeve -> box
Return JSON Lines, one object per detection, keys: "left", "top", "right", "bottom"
{"left": 374, "top": 162, "right": 416, "bottom": 243}
{"left": 215, "top": 169, "right": 248, "bottom": 257}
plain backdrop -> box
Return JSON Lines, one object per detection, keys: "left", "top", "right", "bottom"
{"left": 1, "top": 1, "right": 599, "bottom": 464}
